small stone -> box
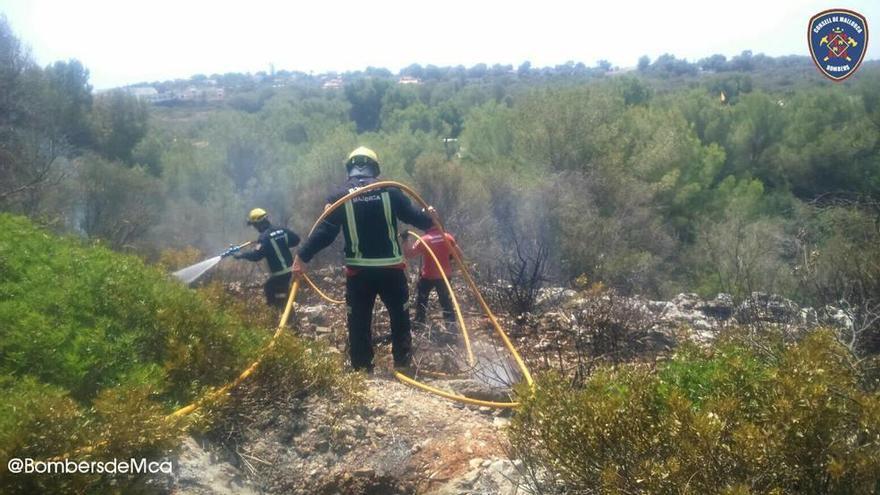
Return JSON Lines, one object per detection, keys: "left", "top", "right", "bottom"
{"left": 469, "top": 458, "right": 484, "bottom": 469}
{"left": 353, "top": 467, "right": 374, "bottom": 477}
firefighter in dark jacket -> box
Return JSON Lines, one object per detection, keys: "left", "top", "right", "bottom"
{"left": 234, "top": 208, "right": 301, "bottom": 308}
{"left": 293, "top": 147, "right": 434, "bottom": 372}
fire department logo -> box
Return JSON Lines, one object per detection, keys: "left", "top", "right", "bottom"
{"left": 809, "top": 9, "right": 868, "bottom": 81}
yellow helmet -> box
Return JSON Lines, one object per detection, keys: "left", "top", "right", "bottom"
{"left": 247, "top": 208, "right": 268, "bottom": 224}
{"left": 346, "top": 146, "right": 380, "bottom": 177}
{"left": 347, "top": 146, "right": 379, "bottom": 165}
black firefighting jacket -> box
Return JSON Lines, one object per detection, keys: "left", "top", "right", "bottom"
{"left": 239, "top": 224, "right": 301, "bottom": 276}
{"left": 298, "top": 177, "right": 432, "bottom": 267}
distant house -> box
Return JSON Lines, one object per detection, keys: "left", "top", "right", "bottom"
{"left": 127, "top": 86, "right": 158, "bottom": 100}
{"left": 397, "top": 76, "right": 421, "bottom": 85}
{"left": 151, "top": 92, "right": 175, "bottom": 103}
{"left": 322, "top": 78, "right": 343, "bottom": 90}
{"left": 203, "top": 87, "right": 225, "bottom": 101}
{"left": 176, "top": 87, "right": 200, "bottom": 101}
{"left": 126, "top": 86, "right": 175, "bottom": 104}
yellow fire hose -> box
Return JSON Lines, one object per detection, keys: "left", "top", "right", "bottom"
{"left": 168, "top": 278, "right": 302, "bottom": 418}
{"left": 302, "top": 230, "right": 476, "bottom": 381}
{"left": 404, "top": 230, "right": 474, "bottom": 365}
{"left": 301, "top": 181, "right": 533, "bottom": 407}
{"left": 301, "top": 272, "right": 344, "bottom": 304}
{"left": 303, "top": 232, "right": 475, "bottom": 365}
{"left": 51, "top": 181, "right": 533, "bottom": 461}
{"left": 302, "top": 229, "right": 515, "bottom": 406}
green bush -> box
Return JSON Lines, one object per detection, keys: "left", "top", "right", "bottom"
{"left": 0, "top": 213, "right": 265, "bottom": 404}
{"left": 0, "top": 214, "right": 357, "bottom": 493}
{"left": 510, "top": 330, "right": 880, "bottom": 494}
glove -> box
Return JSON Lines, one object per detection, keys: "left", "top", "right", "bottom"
{"left": 233, "top": 252, "right": 244, "bottom": 260}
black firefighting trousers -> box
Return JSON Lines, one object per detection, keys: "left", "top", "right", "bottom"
{"left": 264, "top": 272, "right": 292, "bottom": 309}
{"left": 346, "top": 267, "right": 412, "bottom": 370}
{"left": 414, "top": 277, "right": 455, "bottom": 326}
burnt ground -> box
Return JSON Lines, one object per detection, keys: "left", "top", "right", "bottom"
{"left": 169, "top": 269, "right": 845, "bottom": 494}
{"left": 170, "top": 269, "right": 530, "bottom": 495}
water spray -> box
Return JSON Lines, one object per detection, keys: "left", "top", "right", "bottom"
{"left": 172, "top": 241, "right": 254, "bottom": 284}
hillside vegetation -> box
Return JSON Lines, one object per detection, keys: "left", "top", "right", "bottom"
{"left": 2, "top": 18, "right": 878, "bottom": 354}
{"left": 3, "top": 13, "right": 880, "bottom": 494}
{"left": 510, "top": 330, "right": 880, "bottom": 493}
{"left": 0, "top": 214, "right": 356, "bottom": 493}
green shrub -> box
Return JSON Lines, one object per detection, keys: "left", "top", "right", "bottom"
{"left": 0, "top": 213, "right": 265, "bottom": 404}
{"left": 510, "top": 330, "right": 880, "bottom": 494}
{"left": 0, "top": 376, "right": 95, "bottom": 493}
{"left": 0, "top": 214, "right": 358, "bottom": 493}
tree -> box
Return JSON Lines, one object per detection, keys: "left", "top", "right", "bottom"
{"left": 0, "top": 16, "right": 31, "bottom": 130}
{"left": 618, "top": 77, "right": 651, "bottom": 106}
{"left": 90, "top": 90, "right": 149, "bottom": 163}
{"left": 364, "top": 66, "right": 392, "bottom": 78}
{"left": 511, "top": 86, "right": 624, "bottom": 171}
{"left": 777, "top": 90, "right": 877, "bottom": 199}
{"left": 459, "top": 101, "right": 515, "bottom": 165}
{"left": 705, "top": 74, "right": 753, "bottom": 104}
{"left": 131, "top": 132, "right": 164, "bottom": 177}
{"left": 637, "top": 55, "right": 651, "bottom": 71}
{"left": 44, "top": 59, "right": 93, "bottom": 148}
{"left": 490, "top": 63, "right": 512, "bottom": 77}
{"left": 344, "top": 78, "right": 390, "bottom": 132}
{"left": 729, "top": 50, "right": 755, "bottom": 71}
{"left": 727, "top": 92, "right": 785, "bottom": 184}
{"left": 650, "top": 54, "right": 697, "bottom": 77}
{"left": 0, "top": 18, "right": 71, "bottom": 212}
{"left": 467, "top": 63, "right": 488, "bottom": 79}
{"left": 699, "top": 54, "right": 728, "bottom": 72}
{"left": 77, "top": 155, "right": 164, "bottom": 248}
{"left": 400, "top": 63, "right": 424, "bottom": 79}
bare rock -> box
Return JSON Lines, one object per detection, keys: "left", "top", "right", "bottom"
{"left": 443, "top": 379, "right": 511, "bottom": 403}
{"left": 300, "top": 304, "right": 330, "bottom": 325}
{"left": 701, "top": 293, "right": 734, "bottom": 319}
{"left": 822, "top": 305, "right": 854, "bottom": 331}
{"left": 428, "top": 457, "right": 524, "bottom": 495}
{"left": 736, "top": 292, "right": 800, "bottom": 324}
{"left": 174, "top": 437, "right": 259, "bottom": 495}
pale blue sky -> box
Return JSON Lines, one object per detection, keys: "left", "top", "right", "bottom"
{"left": 1, "top": 0, "right": 877, "bottom": 89}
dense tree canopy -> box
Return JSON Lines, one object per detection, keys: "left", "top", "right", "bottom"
{"left": 1, "top": 15, "right": 878, "bottom": 313}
